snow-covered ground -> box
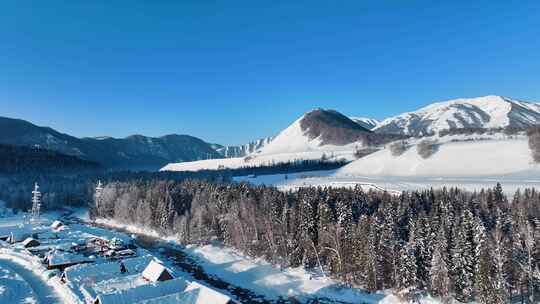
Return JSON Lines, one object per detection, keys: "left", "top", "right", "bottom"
{"left": 184, "top": 243, "right": 387, "bottom": 303}
{"left": 161, "top": 150, "right": 356, "bottom": 172}
{"left": 235, "top": 170, "right": 539, "bottom": 195}
{"left": 0, "top": 260, "right": 38, "bottom": 304}
{"left": 338, "top": 136, "right": 538, "bottom": 177}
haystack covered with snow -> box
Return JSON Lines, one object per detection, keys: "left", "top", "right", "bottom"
{"left": 142, "top": 260, "right": 173, "bottom": 282}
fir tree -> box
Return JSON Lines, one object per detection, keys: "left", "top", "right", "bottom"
{"left": 430, "top": 230, "right": 450, "bottom": 302}
{"left": 451, "top": 209, "right": 475, "bottom": 302}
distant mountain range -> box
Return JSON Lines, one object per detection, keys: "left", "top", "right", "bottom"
{"left": 3, "top": 95, "right": 540, "bottom": 171}
{"left": 0, "top": 117, "right": 221, "bottom": 170}
{"left": 223, "top": 95, "right": 540, "bottom": 158}
{"left": 214, "top": 137, "right": 275, "bottom": 158}
{"left": 374, "top": 95, "right": 540, "bottom": 136}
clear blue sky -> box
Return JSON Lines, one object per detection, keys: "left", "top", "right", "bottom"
{"left": 1, "top": 1, "right": 539, "bottom": 145}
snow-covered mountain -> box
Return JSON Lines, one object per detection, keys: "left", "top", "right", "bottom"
{"left": 350, "top": 117, "right": 379, "bottom": 130}
{"left": 215, "top": 136, "right": 275, "bottom": 158}
{"left": 255, "top": 108, "right": 376, "bottom": 155}
{"left": 375, "top": 95, "right": 540, "bottom": 136}
{"left": 162, "top": 109, "right": 389, "bottom": 172}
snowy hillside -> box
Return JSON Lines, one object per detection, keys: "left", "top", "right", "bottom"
{"left": 351, "top": 117, "right": 379, "bottom": 130}
{"left": 161, "top": 150, "right": 356, "bottom": 172}
{"left": 256, "top": 108, "right": 375, "bottom": 155}
{"left": 375, "top": 95, "right": 540, "bottom": 136}
{"left": 162, "top": 109, "right": 385, "bottom": 171}
{"left": 337, "top": 135, "right": 539, "bottom": 177}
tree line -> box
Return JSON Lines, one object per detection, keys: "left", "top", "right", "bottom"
{"left": 91, "top": 179, "right": 540, "bottom": 303}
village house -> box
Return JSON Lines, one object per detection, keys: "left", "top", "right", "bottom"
{"left": 142, "top": 260, "right": 174, "bottom": 282}
{"left": 21, "top": 237, "right": 40, "bottom": 248}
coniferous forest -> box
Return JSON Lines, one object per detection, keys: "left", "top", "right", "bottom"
{"left": 91, "top": 179, "right": 540, "bottom": 303}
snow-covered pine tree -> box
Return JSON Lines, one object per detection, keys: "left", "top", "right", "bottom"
{"left": 318, "top": 196, "right": 335, "bottom": 232}
{"left": 489, "top": 219, "right": 510, "bottom": 302}
{"left": 376, "top": 206, "right": 397, "bottom": 288}
{"left": 365, "top": 226, "right": 379, "bottom": 292}
{"left": 451, "top": 209, "right": 476, "bottom": 302}
{"left": 396, "top": 240, "right": 418, "bottom": 299}
{"left": 430, "top": 229, "right": 450, "bottom": 302}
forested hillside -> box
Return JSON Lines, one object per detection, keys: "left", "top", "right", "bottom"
{"left": 92, "top": 180, "right": 540, "bottom": 302}
{"left": 0, "top": 144, "right": 101, "bottom": 174}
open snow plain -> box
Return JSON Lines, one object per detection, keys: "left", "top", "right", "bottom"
{"left": 235, "top": 169, "right": 540, "bottom": 195}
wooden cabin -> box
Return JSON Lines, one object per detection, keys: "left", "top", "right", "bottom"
{"left": 22, "top": 237, "right": 40, "bottom": 248}
{"left": 142, "top": 260, "right": 173, "bottom": 282}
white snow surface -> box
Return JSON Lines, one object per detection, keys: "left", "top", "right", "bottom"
{"left": 184, "top": 243, "right": 387, "bottom": 303}
{"left": 235, "top": 136, "right": 540, "bottom": 195}
{"left": 0, "top": 261, "right": 38, "bottom": 304}
{"left": 161, "top": 150, "right": 355, "bottom": 172}
{"left": 338, "top": 137, "right": 539, "bottom": 177}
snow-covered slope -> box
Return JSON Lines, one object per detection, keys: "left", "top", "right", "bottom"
{"left": 256, "top": 109, "right": 374, "bottom": 155}
{"left": 336, "top": 136, "right": 539, "bottom": 177}
{"left": 375, "top": 95, "right": 540, "bottom": 136}
{"left": 351, "top": 117, "right": 379, "bottom": 130}
{"left": 161, "top": 109, "right": 382, "bottom": 172}
{"left": 160, "top": 150, "right": 356, "bottom": 172}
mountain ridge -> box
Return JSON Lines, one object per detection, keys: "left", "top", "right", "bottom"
{"left": 374, "top": 95, "right": 540, "bottom": 136}
{"left": 0, "top": 116, "right": 221, "bottom": 170}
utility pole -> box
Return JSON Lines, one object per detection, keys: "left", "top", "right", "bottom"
{"left": 95, "top": 180, "right": 103, "bottom": 210}
{"left": 30, "top": 183, "right": 41, "bottom": 223}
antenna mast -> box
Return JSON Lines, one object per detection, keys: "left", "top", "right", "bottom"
{"left": 30, "top": 183, "right": 41, "bottom": 223}
{"left": 95, "top": 180, "right": 103, "bottom": 209}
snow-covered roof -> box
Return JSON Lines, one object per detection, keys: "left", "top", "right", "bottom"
{"left": 22, "top": 237, "right": 40, "bottom": 247}
{"left": 142, "top": 260, "right": 172, "bottom": 282}
{"left": 47, "top": 250, "right": 94, "bottom": 267}
{"left": 65, "top": 256, "right": 153, "bottom": 284}
{"left": 135, "top": 289, "right": 200, "bottom": 304}
{"left": 184, "top": 281, "right": 233, "bottom": 304}
{"left": 51, "top": 220, "right": 64, "bottom": 229}
{"left": 94, "top": 278, "right": 188, "bottom": 304}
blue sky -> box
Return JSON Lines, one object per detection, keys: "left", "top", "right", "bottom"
{"left": 1, "top": 1, "right": 539, "bottom": 145}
